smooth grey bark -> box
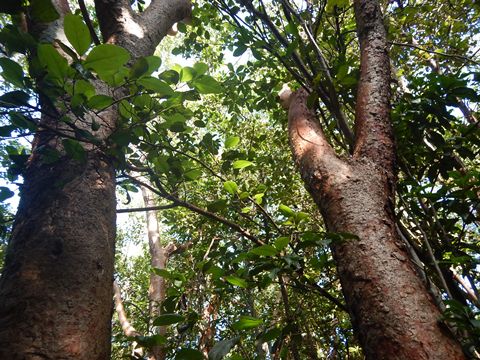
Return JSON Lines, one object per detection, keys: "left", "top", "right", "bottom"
{"left": 0, "top": 0, "right": 190, "bottom": 358}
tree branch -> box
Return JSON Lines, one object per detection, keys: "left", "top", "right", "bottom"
{"left": 116, "top": 204, "right": 177, "bottom": 213}
{"left": 79, "top": 0, "right": 100, "bottom": 45}
{"left": 141, "top": 0, "right": 191, "bottom": 46}
{"left": 352, "top": 0, "right": 394, "bottom": 172}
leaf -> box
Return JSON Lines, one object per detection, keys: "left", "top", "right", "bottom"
{"left": 225, "top": 275, "right": 247, "bottom": 288}
{"left": 274, "top": 236, "right": 290, "bottom": 251}
{"left": 278, "top": 204, "right": 295, "bottom": 217}
{"left": 225, "top": 136, "right": 240, "bottom": 149}
{"left": 207, "top": 199, "right": 228, "bottom": 212}
{"left": 0, "top": 58, "right": 24, "bottom": 88}
{"left": 153, "top": 313, "right": 185, "bottom": 326}
{"left": 175, "top": 348, "right": 204, "bottom": 360}
{"left": 223, "top": 181, "right": 238, "bottom": 195}
{"left": 138, "top": 77, "right": 174, "bottom": 96}
{"left": 233, "top": 160, "right": 253, "bottom": 169}
{"left": 193, "top": 62, "right": 209, "bottom": 76}
{"left": 261, "top": 327, "right": 282, "bottom": 342}
{"left": 84, "top": 44, "right": 130, "bottom": 75}
{"left": 180, "top": 66, "right": 196, "bottom": 82}
{"left": 30, "top": 0, "right": 59, "bottom": 22}
{"left": 152, "top": 268, "right": 174, "bottom": 279}
{"left": 87, "top": 95, "right": 113, "bottom": 110}
{"left": 184, "top": 169, "right": 202, "bottom": 180}
{"left": 129, "top": 56, "right": 161, "bottom": 79}
{"left": 0, "top": 90, "right": 30, "bottom": 108}
{"left": 64, "top": 14, "right": 91, "bottom": 56}
{"left": 62, "top": 139, "right": 86, "bottom": 162}
{"left": 208, "top": 336, "right": 241, "bottom": 360}
{"left": 159, "top": 69, "right": 179, "bottom": 84}
{"left": 249, "top": 245, "right": 278, "bottom": 257}
{"left": 37, "top": 44, "right": 68, "bottom": 80}
{"left": 135, "top": 334, "right": 167, "bottom": 347}
{"left": 193, "top": 75, "right": 223, "bottom": 94}
{"left": 232, "top": 316, "right": 263, "bottom": 330}
{"left": 0, "top": 187, "right": 14, "bottom": 201}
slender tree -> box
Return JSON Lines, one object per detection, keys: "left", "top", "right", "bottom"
{"left": 0, "top": 1, "right": 190, "bottom": 358}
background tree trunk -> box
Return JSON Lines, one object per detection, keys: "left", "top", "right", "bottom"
{"left": 142, "top": 185, "right": 168, "bottom": 360}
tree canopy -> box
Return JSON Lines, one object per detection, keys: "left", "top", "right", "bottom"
{"left": 0, "top": 0, "right": 479, "bottom": 359}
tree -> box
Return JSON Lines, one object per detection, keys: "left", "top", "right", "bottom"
{"left": 0, "top": 0, "right": 479, "bottom": 359}
{"left": 0, "top": 0, "right": 190, "bottom": 358}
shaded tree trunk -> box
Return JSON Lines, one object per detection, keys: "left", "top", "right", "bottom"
{"left": 281, "top": 0, "right": 465, "bottom": 359}
{"left": 0, "top": 0, "right": 190, "bottom": 358}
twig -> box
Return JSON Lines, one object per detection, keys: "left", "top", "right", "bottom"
{"left": 389, "top": 41, "right": 480, "bottom": 65}
{"left": 78, "top": 0, "right": 101, "bottom": 45}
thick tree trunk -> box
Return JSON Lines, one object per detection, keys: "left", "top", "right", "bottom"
{"left": 0, "top": 155, "right": 116, "bottom": 359}
{"left": 282, "top": 0, "right": 466, "bottom": 358}
{"left": 0, "top": 0, "right": 190, "bottom": 358}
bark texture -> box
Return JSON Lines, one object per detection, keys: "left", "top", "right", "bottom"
{"left": 0, "top": 0, "right": 190, "bottom": 358}
{"left": 283, "top": 0, "right": 466, "bottom": 359}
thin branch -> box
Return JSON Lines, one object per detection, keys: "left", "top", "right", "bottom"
{"left": 78, "top": 0, "right": 101, "bottom": 45}
{"left": 390, "top": 41, "right": 480, "bottom": 65}
{"left": 125, "top": 173, "right": 265, "bottom": 246}
{"left": 116, "top": 204, "right": 177, "bottom": 213}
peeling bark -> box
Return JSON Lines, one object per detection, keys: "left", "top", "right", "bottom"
{"left": 0, "top": 0, "right": 191, "bottom": 358}
{"left": 283, "top": 0, "right": 466, "bottom": 358}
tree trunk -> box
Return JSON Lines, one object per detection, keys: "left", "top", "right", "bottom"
{"left": 0, "top": 0, "right": 190, "bottom": 358}
{"left": 142, "top": 185, "right": 168, "bottom": 360}
{"left": 282, "top": 0, "right": 466, "bottom": 358}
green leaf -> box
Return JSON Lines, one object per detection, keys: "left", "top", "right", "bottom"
{"left": 64, "top": 14, "right": 91, "bottom": 56}
{"left": 138, "top": 77, "right": 174, "bottom": 96}
{"left": 159, "top": 69, "right": 179, "bottom": 84}
{"left": 225, "top": 136, "right": 240, "bottom": 149}
{"left": 129, "top": 56, "right": 161, "bottom": 79}
{"left": 135, "top": 334, "right": 167, "bottom": 347}
{"left": 37, "top": 44, "right": 68, "bottom": 80}
{"left": 0, "top": 90, "right": 30, "bottom": 108}
{"left": 223, "top": 181, "right": 238, "bottom": 195}
{"left": 207, "top": 199, "right": 228, "bottom": 212}
{"left": 193, "top": 75, "right": 223, "bottom": 94}
{"left": 84, "top": 44, "right": 130, "bottom": 75}
{"left": 180, "top": 66, "right": 196, "bottom": 82}
{"left": 184, "top": 169, "right": 202, "bottom": 180}
{"left": 62, "top": 139, "right": 86, "bottom": 162}
{"left": 0, "top": 58, "right": 24, "bottom": 88}
{"left": 153, "top": 313, "right": 185, "bottom": 326}
{"left": 249, "top": 245, "right": 278, "bottom": 257}
{"left": 278, "top": 204, "right": 295, "bottom": 217}
{"left": 225, "top": 275, "right": 247, "bottom": 288}
{"left": 233, "top": 160, "right": 253, "bottom": 169}
{"left": 87, "top": 95, "right": 113, "bottom": 110}
{"left": 152, "top": 268, "right": 174, "bottom": 279}
{"left": 208, "top": 336, "right": 241, "bottom": 360}
{"left": 0, "top": 187, "right": 14, "bottom": 201}
{"left": 193, "top": 62, "right": 209, "bottom": 76}
{"left": 175, "top": 348, "right": 204, "bottom": 360}
{"left": 261, "top": 327, "right": 282, "bottom": 342}
{"left": 274, "top": 236, "right": 290, "bottom": 251}
{"left": 30, "top": 0, "right": 59, "bottom": 22}
{"left": 232, "top": 316, "right": 263, "bottom": 330}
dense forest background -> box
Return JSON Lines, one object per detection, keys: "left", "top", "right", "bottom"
{"left": 0, "top": 0, "right": 479, "bottom": 359}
